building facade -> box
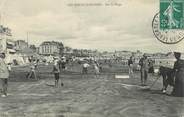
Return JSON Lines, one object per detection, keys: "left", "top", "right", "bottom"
{"left": 15, "top": 40, "right": 28, "bottom": 51}
{"left": 39, "top": 41, "right": 64, "bottom": 56}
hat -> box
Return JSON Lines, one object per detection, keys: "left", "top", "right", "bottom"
{"left": 174, "top": 52, "right": 181, "bottom": 59}
{"left": 143, "top": 53, "right": 147, "bottom": 57}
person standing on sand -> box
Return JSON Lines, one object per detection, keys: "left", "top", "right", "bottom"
{"left": 139, "top": 54, "right": 149, "bottom": 86}
{"left": 172, "top": 52, "right": 184, "bottom": 97}
{"left": 128, "top": 56, "right": 134, "bottom": 78}
{"left": 0, "top": 53, "right": 9, "bottom": 97}
{"left": 27, "top": 61, "right": 37, "bottom": 80}
{"left": 99, "top": 62, "right": 103, "bottom": 73}
{"left": 60, "top": 57, "right": 67, "bottom": 72}
{"left": 82, "top": 61, "right": 90, "bottom": 78}
{"left": 94, "top": 61, "right": 100, "bottom": 78}
{"left": 53, "top": 58, "right": 64, "bottom": 87}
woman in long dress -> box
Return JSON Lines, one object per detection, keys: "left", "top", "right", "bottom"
{"left": 172, "top": 52, "right": 184, "bottom": 97}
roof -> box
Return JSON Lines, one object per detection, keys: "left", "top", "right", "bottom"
{"left": 40, "top": 41, "right": 63, "bottom": 46}
{"left": 16, "top": 48, "right": 36, "bottom": 56}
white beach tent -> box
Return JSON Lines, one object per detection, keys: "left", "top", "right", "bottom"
{"left": 5, "top": 53, "right": 25, "bottom": 65}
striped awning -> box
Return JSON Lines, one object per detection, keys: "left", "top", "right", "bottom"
{"left": 7, "top": 48, "right": 16, "bottom": 53}
{"left": 6, "top": 40, "right": 15, "bottom": 49}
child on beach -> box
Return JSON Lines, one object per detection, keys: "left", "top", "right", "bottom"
{"left": 82, "top": 61, "right": 90, "bottom": 78}
{"left": 53, "top": 59, "right": 63, "bottom": 87}
{"left": 94, "top": 62, "right": 100, "bottom": 78}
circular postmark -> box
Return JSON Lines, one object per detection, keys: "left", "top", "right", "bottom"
{"left": 152, "top": 13, "right": 184, "bottom": 44}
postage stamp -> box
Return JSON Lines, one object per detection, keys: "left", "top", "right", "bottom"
{"left": 152, "top": 13, "right": 184, "bottom": 44}
{"left": 160, "top": 0, "right": 184, "bottom": 29}
{"left": 152, "top": 0, "right": 184, "bottom": 44}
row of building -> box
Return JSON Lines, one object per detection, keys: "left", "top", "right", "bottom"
{"left": 1, "top": 25, "right": 183, "bottom": 67}
{"left": 0, "top": 25, "right": 143, "bottom": 58}
{"left": 15, "top": 40, "right": 64, "bottom": 56}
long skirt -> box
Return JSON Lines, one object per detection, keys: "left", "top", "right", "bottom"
{"left": 172, "top": 70, "right": 184, "bottom": 97}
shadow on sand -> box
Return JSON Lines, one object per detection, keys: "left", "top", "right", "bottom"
{"left": 45, "top": 83, "right": 55, "bottom": 87}
{"left": 139, "top": 89, "right": 173, "bottom": 96}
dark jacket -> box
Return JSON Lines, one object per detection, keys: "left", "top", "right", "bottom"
{"left": 139, "top": 58, "right": 149, "bottom": 70}
{"left": 128, "top": 59, "right": 133, "bottom": 66}
{"left": 172, "top": 59, "right": 184, "bottom": 97}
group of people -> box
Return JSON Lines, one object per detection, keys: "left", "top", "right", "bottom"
{"left": 82, "top": 60, "right": 102, "bottom": 78}
{"left": 128, "top": 54, "right": 151, "bottom": 85}
{"left": 128, "top": 52, "right": 184, "bottom": 97}
{"left": 1, "top": 51, "right": 184, "bottom": 97}
{"left": 158, "top": 52, "right": 184, "bottom": 97}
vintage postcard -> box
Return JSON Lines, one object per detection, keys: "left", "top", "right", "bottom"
{"left": 0, "top": 0, "right": 183, "bottom": 117}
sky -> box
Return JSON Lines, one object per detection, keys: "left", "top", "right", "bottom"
{"left": 0, "top": 0, "right": 184, "bottom": 53}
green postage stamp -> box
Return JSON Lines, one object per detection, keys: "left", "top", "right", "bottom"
{"left": 160, "top": 0, "right": 184, "bottom": 29}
